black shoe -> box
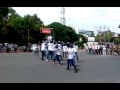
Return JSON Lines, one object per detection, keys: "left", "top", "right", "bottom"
{"left": 66, "top": 68, "right": 70, "bottom": 70}
{"left": 75, "top": 70, "right": 78, "bottom": 73}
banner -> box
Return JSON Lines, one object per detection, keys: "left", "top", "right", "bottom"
{"left": 40, "top": 28, "right": 51, "bottom": 34}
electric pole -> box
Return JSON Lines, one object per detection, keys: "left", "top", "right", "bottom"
{"left": 60, "top": 7, "right": 66, "bottom": 25}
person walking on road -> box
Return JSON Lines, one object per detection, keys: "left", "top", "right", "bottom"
{"left": 41, "top": 41, "right": 47, "bottom": 61}
{"left": 66, "top": 43, "right": 78, "bottom": 73}
{"left": 33, "top": 44, "right": 40, "bottom": 59}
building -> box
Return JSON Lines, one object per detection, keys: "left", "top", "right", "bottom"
{"left": 78, "top": 29, "right": 94, "bottom": 37}
{"left": 78, "top": 29, "right": 95, "bottom": 42}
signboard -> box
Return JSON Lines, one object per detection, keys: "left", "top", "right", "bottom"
{"left": 40, "top": 28, "right": 51, "bottom": 34}
{"left": 88, "top": 37, "right": 95, "bottom": 42}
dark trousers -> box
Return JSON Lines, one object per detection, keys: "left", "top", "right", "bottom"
{"left": 89, "top": 48, "right": 92, "bottom": 54}
{"left": 41, "top": 51, "right": 46, "bottom": 60}
{"left": 48, "top": 51, "right": 53, "bottom": 60}
{"left": 54, "top": 55, "right": 61, "bottom": 64}
{"left": 95, "top": 49, "right": 98, "bottom": 54}
{"left": 67, "top": 59, "right": 77, "bottom": 71}
{"left": 98, "top": 49, "right": 100, "bottom": 55}
{"left": 63, "top": 52, "right": 67, "bottom": 58}
{"left": 34, "top": 51, "right": 39, "bottom": 57}
{"left": 100, "top": 49, "right": 103, "bottom": 55}
{"left": 106, "top": 48, "right": 109, "bottom": 55}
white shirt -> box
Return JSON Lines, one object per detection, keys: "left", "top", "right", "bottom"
{"left": 48, "top": 43, "right": 54, "bottom": 51}
{"left": 67, "top": 48, "right": 74, "bottom": 59}
{"left": 95, "top": 45, "right": 98, "bottom": 50}
{"left": 56, "top": 48, "right": 61, "bottom": 55}
{"left": 41, "top": 43, "right": 45, "bottom": 51}
{"left": 58, "top": 44, "right": 62, "bottom": 51}
{"left": 63, "top": 45, "right": 68, "bottom": 52}
{"left": 88, "top": 45, "right": 92, "bottom": 48}
{"left": 97, "top": 45, "right": 100, "bottom": 49}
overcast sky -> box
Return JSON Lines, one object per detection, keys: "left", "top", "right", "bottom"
{"left": 12, "top": 7, "right": 120, "bottom": 35}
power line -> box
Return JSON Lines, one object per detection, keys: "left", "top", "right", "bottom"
{"left": 92, "top": 9, "right": 120, "bottom": 22}
{"left": 66, "top": 10, "right": 120, "bottom": 21}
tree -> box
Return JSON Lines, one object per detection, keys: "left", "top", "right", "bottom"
{"left": 23, "top": 14, "right": 44, "bottom": 43}
{"left": 95, "top": 30, "right": 113, "bottom": 42}
{"left": 47, "top": 22, "right": 79, "bottom": 42}
{"left": 0, "top": 7, "right": 9, "bottom": 42}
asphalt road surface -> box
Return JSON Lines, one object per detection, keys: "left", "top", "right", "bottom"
{"left": 0, "top": 51, "right": 120, "bottom": 83}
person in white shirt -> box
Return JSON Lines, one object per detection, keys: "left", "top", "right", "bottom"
{"left": 73, "top": 43, "right": 79, "bottom": 61}
{"left": 92, "top": 44, "right": 95, "bottom": 55}
{"left": 58, "top": 41, "right": 63, "bottom": 60}
{"left": 70, "top": 43, "right": 76, "bottom": 66}
{"left": 95, "top": 44, "right": 98, "bottom": 55}
{"left": 63, "top": 43, "right": 68, "bottom": 58}
{"left": 97, "top": 44, "right": 100, "bottom": 55}
{"left": 103, "top": 44, "right": 106, "bottom": 55}
{"left": 53, "top": 45, "right": 61, "bottom": 65}
{"left": 88, "top": 44, "right": 92, "bottom": 54}
{"left": 84, "top": 43, "right": 88, "bottom": 54}
{"left": 47, "top": 41, "right": 54, "bottom": 61}
{"left": 66, "top": 43, "right": 78, "bottom": 73}
{"left": 41, "top": 41, "right": 47, "bottom": 61}
{"left": 33, "top": 44, "right": 40, "bottom": 59}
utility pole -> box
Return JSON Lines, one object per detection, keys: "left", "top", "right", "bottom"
{"left": 60, "top": 7, "right": 66, "bottom": 25}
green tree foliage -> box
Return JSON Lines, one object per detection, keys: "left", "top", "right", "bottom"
{"left": 47, "top": 22, "right": 79, "bottom": 42}
{"left": 0, "top": 7, "right": 87, "bottom": 46}
{"left": 95, "top": 30, "right": 113, "bottom": 42}
{"left": 0, "top": 7, "right": 44, "bottom": 44}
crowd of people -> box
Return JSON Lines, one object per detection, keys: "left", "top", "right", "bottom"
{"left": 33, "top": 39, "right": 79, "bottom": 73}
{"left": 0, "top": 43, "right": 18, "bottom": 53}
{"left": 84, "top": 43, "right": 120, "bottom": 55}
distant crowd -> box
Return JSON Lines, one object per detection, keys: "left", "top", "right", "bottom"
{"left": 0, "top": 43, "right": 18, "bottom": 53}
{"left": 84, "top": 43, "right": 120, "bottom": 55}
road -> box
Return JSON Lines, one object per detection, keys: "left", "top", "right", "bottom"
{"left": 0, "top": 51, "right": 120, "bottom": 83}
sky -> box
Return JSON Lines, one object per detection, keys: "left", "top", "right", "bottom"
{"left": 12, "top": 7, "right": 120, "bottom": 35}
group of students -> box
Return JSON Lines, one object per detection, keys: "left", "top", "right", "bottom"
{"left": 85, "top": 43, "right": 110, "bottom": 55}
{"left": 34, "top": 40, "right": 79, "bottom": 73}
